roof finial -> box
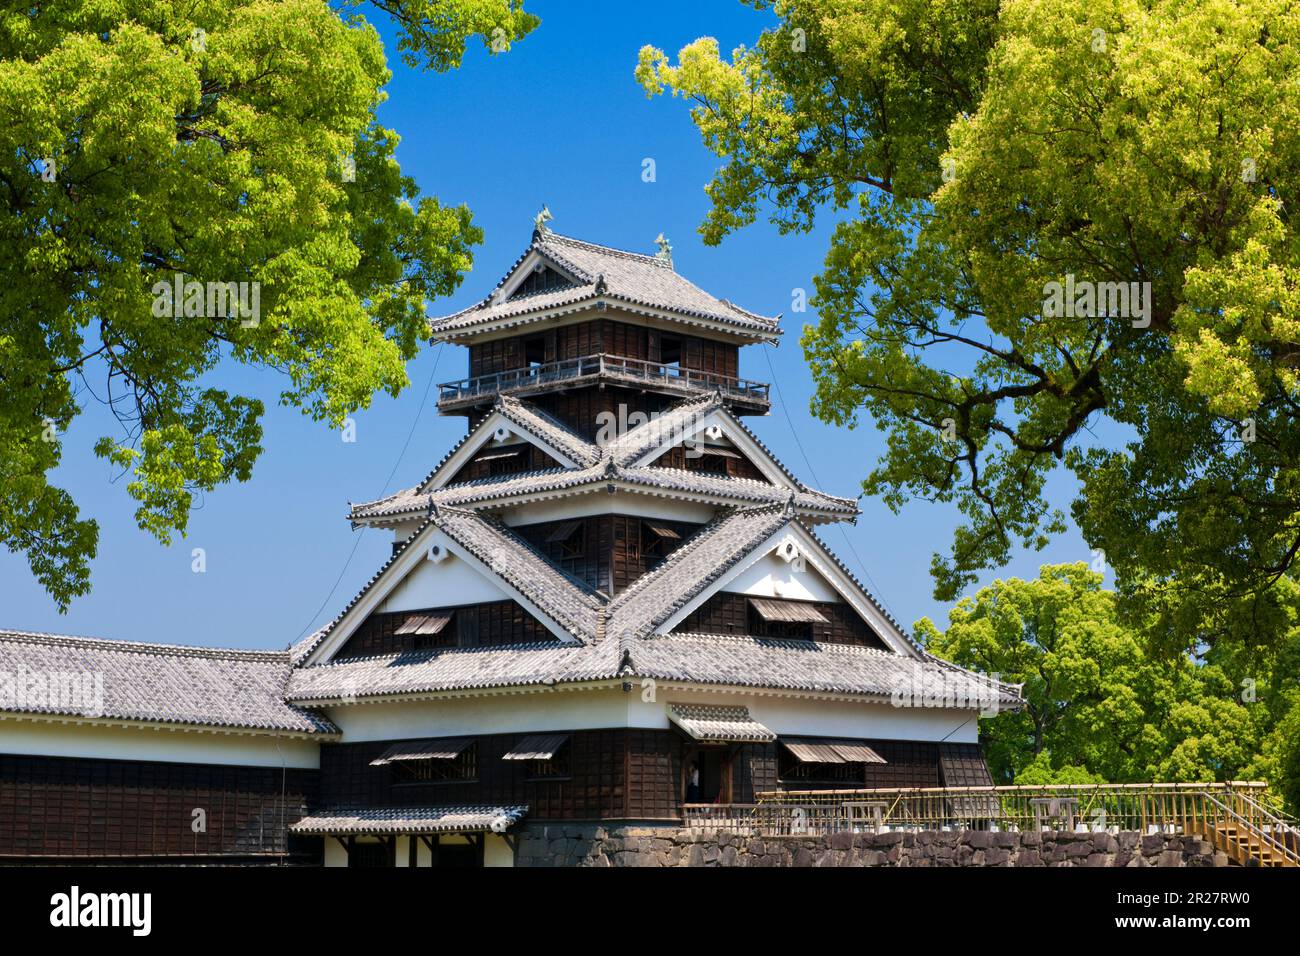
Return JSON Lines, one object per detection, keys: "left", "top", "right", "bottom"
{"left": 654, "top": 233, "right": 673, "bottom": 268}
{"left": 532, "top": 204, "right": 553, "bottom": 240}
{"left": 594, "top": 272, "right": 607, "bottom": 295}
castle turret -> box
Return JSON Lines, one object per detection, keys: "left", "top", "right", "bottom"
{"left": 429, "top": 220, "right": 779, "bottom": 438}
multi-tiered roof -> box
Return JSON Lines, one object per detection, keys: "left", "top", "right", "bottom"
{"left": 285, "top": 225, "right": 1020, "bottom": 713}
{"left": 0, "top": 225, "right": 1020, "bottom": 736}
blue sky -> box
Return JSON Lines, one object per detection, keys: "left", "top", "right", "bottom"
{"left": 1, "top": 0, "right": 1095, "bottom": 649}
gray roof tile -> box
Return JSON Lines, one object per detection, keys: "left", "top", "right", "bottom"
{"left": 286, "top": 640, "right": 622, "bottom": 702}
{"left": 350, "top": 463, "right": 856, "bottom": 522}
{"left": 636, "top": 633, "right": 1023, "bottom": 707}
{"left": 430, "top": 233, "right": 781, "bottom": 339}
{"left": 607, "top": 504, "right": 791, "bottom": 643}
{"left": 348, "top": 394, "right": 858, "bottom": 524}
{"left": 0, "top": 629, "right": 336, "bottom": 734}
{"left": 284, "top": 627, "right": 1020, "bottom": 709}
{"left": 432, "top": 506, "right": 605, "bottom": 640}
{"left": 298, "top": 496, "right": 1022, "bottom": 711}
{"left": 289, "top": 804, "right": 529, "bottom": 835}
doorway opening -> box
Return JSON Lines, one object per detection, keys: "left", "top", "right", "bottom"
{"left": 684, "top": 746, "right": 732, "bottom": 804}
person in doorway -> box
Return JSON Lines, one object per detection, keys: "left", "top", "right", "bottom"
{"left": 686, "top": 760, "right": 700, "bottom": 803}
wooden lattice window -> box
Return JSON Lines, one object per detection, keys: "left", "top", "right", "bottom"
{"left": 391, "top": 744, "right": 477, "bottom": 785}
{"left": 486, "top": 446, "right": 528, "bottom": 476}
{"left": 511, "top": 266, "right": 573, "bottom": 299}
{"left": 547, "top": 520, "right": 585, "bottom": 558}
{"left": 777, "top": 750, "right": 866, "bottom": 785}
{"left": 528, "top": 745, "right": 571, "bottom": 781}
{"left": 747, "top": 604, "right": 813, "bottom": 641}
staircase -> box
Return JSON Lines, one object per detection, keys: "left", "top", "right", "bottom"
{"left": 1198, "top": 789, "right": 1299, "bottom": 867}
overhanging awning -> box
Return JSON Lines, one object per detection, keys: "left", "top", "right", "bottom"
{"left": 699, "top": 447, "right": 741, "bottom": 458}
{"left": 474, "top": 447, "right": 526, "bottom": 462}
{"left": 667, "top": 704, "right": 775, "bottom": 743}
{"left": 782, "top": 739, "right": 845, "bottom": 763}
{"left": 289, "top": 805, "right": 529, "bottom": 836}
{"left": 749, "top": 597, "right": 829, "bottom": 624}
{"left": 502, "top": 733, "right": 569, "bottom": 761}
{"left": 644, "top": 522, "right": 680, "bottom": 540}
{"left": 782, "top": 738, "right": 887, "bottom": 764}
{"left": 828, "top": 741, "right": 887, "bottom": 764}
{"left": 394, "top": 612, "right": 454, "bottom": 636}
{"left": 370, "top": 737, "right": 473, "bottom": 766}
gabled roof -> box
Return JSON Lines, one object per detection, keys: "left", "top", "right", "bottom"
{"left": 349, "top": 462, "right": 857, "bottom": 525}
{"left": 348, "top": 394, "right": 859, "bottom": 526}
{"left": 429, "top": 231, "right": 781, "bottom": 342}
{"left": 308, "top": 503, "right": 803, "bottom": 669}
{"left": 329, "top": 502, "right": 902, "bottom": 654}
{"left": 286, "top": 640, "right": 622, "bottom": 703}
{"left": 0, "top": 629, "right": 336, "bottom": 735}
{"left": 396, "top": 395, "right": 599, "bottom": 499}
{"left": 295, "top": 499, "right": 1017, "bottom": 705}
{"left": 606, "top": 504, "right": 791, "bottom": 643}
{"left": 596, "top": 392, "right": 737, "bottom": 466}
{"left": 289, "top": 805, "right": 529, "bottom": 836}
{"left": 283, "top": 627, "right": 1021, "bottom": 709}
{"left": 300, "top": 505, "right": 606, "bottom": 666}
{"left": 433, "top": 506, "right": 606, "bottom": 638}
{"left": 632, "top": 633, "right": 1023, "bottom": 708}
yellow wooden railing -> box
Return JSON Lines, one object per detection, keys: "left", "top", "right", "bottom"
{"left": 683, "top": 781, "right": 1298, "bottom": 866}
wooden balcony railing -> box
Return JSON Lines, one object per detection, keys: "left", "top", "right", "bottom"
{"left": 437, "top": 353, "right": 771, "bottom": 409}
{"left": 684, "top": 782, "right": 1299, "bottom": 866}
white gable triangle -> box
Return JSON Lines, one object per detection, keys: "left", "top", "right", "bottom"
{"left": 635, "top": 406, "right": 799, "bottom": 491}
{"left": 656, "top": 521, "right": 917, "bottom": 658}
{"left": 304, "top": 523, "right": 581, "bottom": 665}
{"left": 492, "top": 249, "right": 584, "bottom": 305}
{"left": 721, "top": 539, "right": 842, "bottom": 603}
{"left": 421, "top": 409, "right": 579, "bottom": 493}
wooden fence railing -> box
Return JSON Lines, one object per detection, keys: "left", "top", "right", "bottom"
{"left": 683, "top": 782, "right": 1299, "bottom": 866}
{"left": 437, "top": 353, "right": 771, "bottom": 407}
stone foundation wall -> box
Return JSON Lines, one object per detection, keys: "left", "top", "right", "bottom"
{"left": 514, "top": 824, "right": 1234, "bottom": 867}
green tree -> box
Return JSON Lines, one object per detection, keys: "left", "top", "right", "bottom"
{"left": 637, "top": 0, "right": 1300, "bottom": 651}
{"left": 1, "top": 1, "right": 536, "bottom": 607}
{"left": 918, "top": 564, "right": 1284, "bottom": 792}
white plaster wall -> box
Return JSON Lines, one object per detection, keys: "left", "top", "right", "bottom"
{"left": 325, "top": 686, "right": 980, "bottom": 745}
{"left": 484, "top": 833, "right": 514, "bottom": 868}
{"left": 326, "top": 689, "right": 633, "bottom": 742}
{"left": 720, "top": 551, "right": 842, "bottom": 602}
{"left": 391, "top": 520, "right": 422, "bottom": 544}
{"left": 412, "top": 833, "right": 511, "bottom": 867}
{"left": 627, "top": 687, "right": 981, "bottom": 743}
{"left": 0, "top": 718, "right": 321, "bottom": 768}
{"left": 380, "top": 552, "right": 510, "bottom": 612}
{"left": 324, "top": 839, "right": 349, "bottom": 868}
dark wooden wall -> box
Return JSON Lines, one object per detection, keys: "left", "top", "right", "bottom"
{"left": 515, "top": 514, "right": 703, "bottom": 595}
{"left": 0, "top": 736, "right": 989, "bottom": 859}
{"left": 318, "top": 732, "right": 978, "bottom": 821}
{"left": 446, "top": 442, "right": 561, "bottom": 485}
{"left": 336, "top": 600, "right": 558, "bottom": 660}
{"left": 0, "top": 753, "right": 320, "bottom": 861}
{"left": 531, "top": 387, "right": 673, "bottom": 441}
{"left": 320, "top": 729, "right": 681, "bottom": 822}
{"left": 733, "top": 740, "right": 985, "bottom": 796}
{"left": 468, "top": 320, "right": 739, "bottom": 379}
{"left": 674, "top": 592, "right": 890, "bottom": 650}
{"left": 653, "top": 444, "right": 767, "bottom": 481}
